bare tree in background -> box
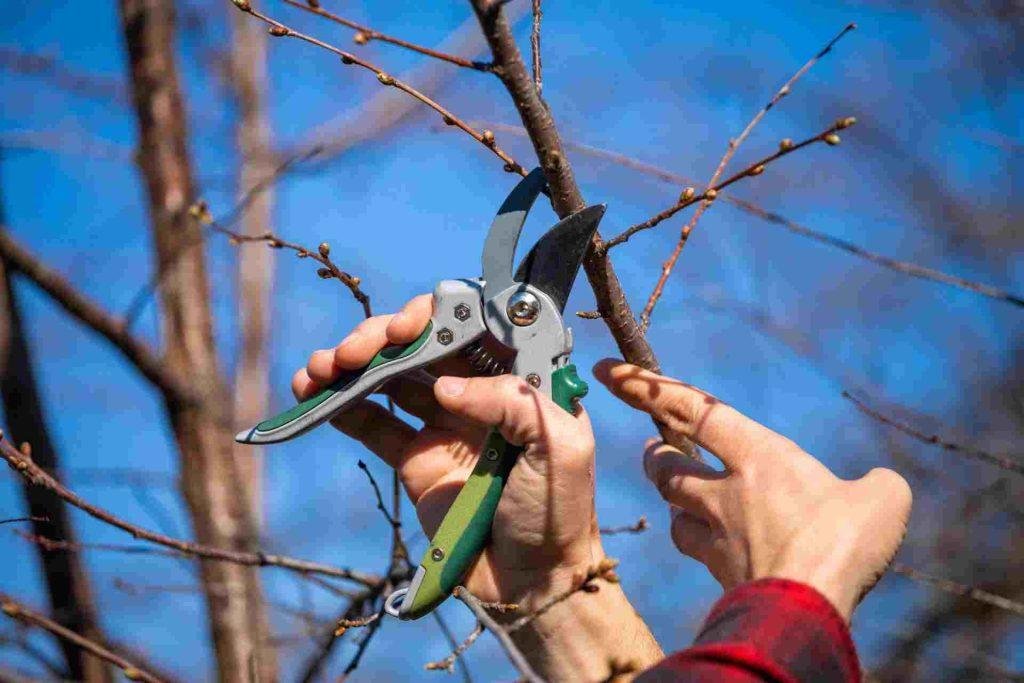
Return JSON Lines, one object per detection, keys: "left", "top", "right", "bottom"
{"left": 118, "top": 0, "right": 275, "bottom": 678}
{"left": 0, "top": 0, "right": 1019, "bottom": 681}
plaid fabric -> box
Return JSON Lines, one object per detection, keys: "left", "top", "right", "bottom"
{"left": 638, "top": 579, "right": 860, "bottom": 683}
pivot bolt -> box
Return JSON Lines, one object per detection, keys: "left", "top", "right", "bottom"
{"left": 437, "top": 328, "right": 454, "bottom": 345}
{"left": 431, "top": 547, "right": 445, "bottom": 561}
{"left": 454, "top": 304, "right": 471, "bottom": 321}
{"left": 526, "top": 373, "right": 541, "bottom": 388}
{"left": 485, "top": 448, "right": 499, "bottom": 461}
{"left": 506, "top": 291, "right": 540, "bottom": 327}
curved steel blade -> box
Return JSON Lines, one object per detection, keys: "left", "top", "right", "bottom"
{"left": 514, "top": 204, "right": 606, "bottom": 313}
{"left": 481, "top": 168, "right": 547, "bottom": 302}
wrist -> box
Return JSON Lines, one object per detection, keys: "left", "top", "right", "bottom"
{"left": 501, "top": 571, "right": 664, "bottom": 682}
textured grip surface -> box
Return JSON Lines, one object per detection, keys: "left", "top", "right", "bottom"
{"left": 245, "top": 323, "right": 433, "bottom": 437}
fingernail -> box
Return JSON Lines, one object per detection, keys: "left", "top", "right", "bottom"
{"left": 437, "top": 376, "right": 468, "bottom": 397}
{"left": 642, "top": 440, "right": 662, "bottom": 481}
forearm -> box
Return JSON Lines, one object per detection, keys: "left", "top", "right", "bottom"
{"left": 507, "top": 579, "right": 664, "bottom": 682}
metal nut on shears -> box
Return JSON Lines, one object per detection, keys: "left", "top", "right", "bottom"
{"left": 453, "top": 304, "right": 471, "bottom": 321}
{"left": 506, "top": 291, "right": 540, "bottom": 326}
{"left": 436, "top": 328, "right": 454, "bottom": 345}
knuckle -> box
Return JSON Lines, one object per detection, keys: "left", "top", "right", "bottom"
{"left": 659, "top": 391, "right": 701, "bottom": 431}
{"left": 495, "top": 374, "right": 530, "bottom": 399}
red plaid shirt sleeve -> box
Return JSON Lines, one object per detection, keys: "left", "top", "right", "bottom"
{"left": 638, "top": 579, "right": 860, "bottom": 683}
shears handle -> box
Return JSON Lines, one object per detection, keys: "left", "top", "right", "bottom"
{"left": 391, "top": 364, "right": 588, "bottom": 620}
{"left": 236, "top": 280, "right": 486, "bottom": 445}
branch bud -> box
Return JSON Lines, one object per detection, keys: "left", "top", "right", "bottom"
{"left": 748, "top": 164, "right": 765, "bottom": 176}
{"left": 481, "top": 129, "right": 496, "bottom": 146}
{"left": 340, "top": 55, "right": 354, "bottom": 65}
{"left": 704, "top": 188, "right": 718, "bottom": 200}
{"left": 188, "top": 201, "right": 213, "bottom": 225}
{"left": 353, "top": 31, "right": 370, "bottom": 45}
{"left": 318, "top": 242, "right": 331, "bottom": 258}
{"left": 824, "top": 133, "right": 841, "bottom": 146}
{"left": 1, "top": 602, "right": 17, "bottom": 617}
{"left": 779, "top": 138, "right": 794, "bottom": 151}
{"left": 442, "top": 115, "right": 455, "bottom": 126}
{"left": 835, "top": 116, "right": 857, "bottom": 130}
{"left": 679, "top": 187, "right": 695, "bottom": 203}
{"left": 377, "top": 72, "right": 394, "bottom": 86}
{"left": 503, "top": 163, "right": 516, "bottom": 173}
{"left": 268, "top": 26, "right": 288, "bottom": 37}
{"left": 317, "top": 267, "right": 333, "bottom": 279}
{"left": 306, "top": 0, "right": 320, "bottom": 7}
{"left": 230, "top": 0, "right": 251, "bottom": 11}
{"left": 124, "top": 668, "right": 142, "bottom": 681}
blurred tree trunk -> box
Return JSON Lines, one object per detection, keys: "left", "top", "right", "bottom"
{"left": 229, "top": 8, "right": 274, "bottom": 529}
{"left": 0, "top": 208, "right": 111, "bottom": 682}
{"left": 117, "top": 1, "right": 277, "bottom": 680}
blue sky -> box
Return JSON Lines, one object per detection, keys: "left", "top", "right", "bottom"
{"left": 0, "top": 0, "right": 1021, "bottom": 679}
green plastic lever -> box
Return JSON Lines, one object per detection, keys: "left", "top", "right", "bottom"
{"left": 237, "top": 323, "right": 434, "bottom": 443}
{"left": 398, "top": 364, "right": 588, "bottom": 620}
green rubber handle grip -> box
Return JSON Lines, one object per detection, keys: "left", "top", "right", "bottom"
{"left": 399, "top": 364, "right": 588, "bottom": 620}
{"left": 236, "top": 323, "right": 434, "bottom": 444}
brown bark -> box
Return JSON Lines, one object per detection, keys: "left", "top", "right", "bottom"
{"left": 0, "top": 230, "right": 193, "bottom": 404}
{"left": 0, "top": 243, "right": 111, "bottom": 682}
{"left": 468, "top": 0, "right": 662, "bottom": 373}
{"left": 229, "top": 5, "right": 274, "bottom": 528}
{"left": 116, "top": 1, "right": 276, "bottom": 680}
{"left": 468, "top": 1, "right": 698, "bottom": 453}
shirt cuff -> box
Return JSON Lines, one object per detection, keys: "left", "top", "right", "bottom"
{"left": 644, "top": 578, "right": 860, "bottom": 683}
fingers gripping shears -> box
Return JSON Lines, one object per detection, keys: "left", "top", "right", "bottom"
{"left": 236, "top": 169, "right": 605, "bottom": 620}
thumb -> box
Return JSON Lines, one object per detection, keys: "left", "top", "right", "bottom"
{"left": 433, "top": 374, "right": 584, "bottom": 448}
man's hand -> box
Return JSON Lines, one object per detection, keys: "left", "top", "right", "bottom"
{"left": 594, "top": 359, "right": 912, "bottom": 621}
{"left": 293, "top": 294, "right": 604, "bottom": 611}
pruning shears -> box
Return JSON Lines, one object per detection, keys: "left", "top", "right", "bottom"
{"left": 235, "top": 169, "right": 605, "bottom": 620}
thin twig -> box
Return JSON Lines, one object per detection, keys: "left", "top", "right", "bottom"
{"left": 0, "top": 516, "right": 47, "bottom": 525}
{"left": 601, "top": 120, "right": 855, "bottom": 251}
{"left": 190, "top": 200, "right": 373, "bottom": 318}
{"left": 636, "top": 23, "right": 855, "bottom": 329}
{"left": 297, "top": 584, "right": 388, "bottom": 683}
{"left": 339, "top": 606, "right": 385, "bottom": 679}
{"left": 284, "top": 0, "right": 492, "bottom": 71}
{"left": 356, "top": 461, "right": 410, "bottom": 566}
{"left": 0, "top": 436, "right": 381, "bottom": 587}
{"left": 0, "top": 47, "right": 127, "bottom": 106}
{"left": 506, "top": 558, "right": 619, "bottom": 633}
{"left": 530, "top": 0, "right": 542, "bottom": 94}
{"left": 425, "top": 621, "right": 484, "bottom": 673}
{"left": 454, "top": 587, "right": 543, "bottom": 683}
{"left": 599, "top": 516, "right": 648, "bottom": 535}
{"left": 891, "top": 564, "right": 1024, "bottom": 617}
{"left": 430, "top": 611, "right": 474, "bottom": 682}
{"left": 724, "top": 196, "right": 1023, "bottom": 307}
{"left": 230, "top": 0, "right": 525, "bottom": 175}
{"left": 332, "top": 611, "right": 380, "bottom": 637}
{"left": 121, "top": 146, "right": 323, "bottom": 328}
{"left": 0, "top": 592, "right": 165, "bottom": 683}
{"left": 482, "top": 121, "right": 1024, "bottom": 309}
{"left": 636, "top": 122, "right": 849, "bottom": 329}
{"left": 843, "top": 392, "right": 1023, "bottom": 475}
{"left": 356, "top": 461, "right": 398, "bottom": 529}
